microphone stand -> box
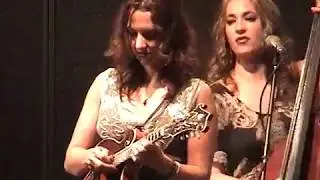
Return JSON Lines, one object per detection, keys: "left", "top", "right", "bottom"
{"left": 260, "top": 52, "right": 280, "bottom": 180}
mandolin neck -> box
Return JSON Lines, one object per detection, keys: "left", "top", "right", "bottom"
{"left": 112, "top": 127, "right": 165, "bottom": 166}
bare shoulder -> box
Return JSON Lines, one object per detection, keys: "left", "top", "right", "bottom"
{"left": 189, "top": 79, "right": 213, "bottom": 105}
{"left": 96, "top": 67, "right": 118, "bottom": 81}
{"left": 197, "top": 81, "right": 212, "bottom": 98}
{"left": 91, "top": 68, "right": 118, "bottom": 88}
{"left": 85, "top": 68, "right": 118, "bottom": 106}
{"left": 188, "top": 78, "right": 212, "bottom": 98}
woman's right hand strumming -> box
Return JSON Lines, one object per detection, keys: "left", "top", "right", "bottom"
{"left": 85, "top": 146, "right": 118, "bottom": 173}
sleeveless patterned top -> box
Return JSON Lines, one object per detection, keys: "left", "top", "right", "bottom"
{"left": 210, "top": 80, "right": 294, "bottom": 178}
{"left": 94, "top": 68, "right": 206, "bottom": 179}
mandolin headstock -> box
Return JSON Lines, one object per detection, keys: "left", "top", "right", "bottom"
{"left": 154, "top": 103, "right": 212, "bottom": 141}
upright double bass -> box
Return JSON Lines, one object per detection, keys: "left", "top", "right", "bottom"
{"left": 266, "top": 1, "right": 320, "bottom": 179}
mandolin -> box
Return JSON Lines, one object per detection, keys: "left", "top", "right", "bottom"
{"left": 83, "top": 103, "right": 212, "bottom": 180}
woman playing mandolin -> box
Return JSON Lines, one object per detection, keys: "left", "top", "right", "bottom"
{"left": 207, "top": 0, "right": 320, "bottom": 179}
{"left": 64, "top": 0, "right": 217, "bottom": 180}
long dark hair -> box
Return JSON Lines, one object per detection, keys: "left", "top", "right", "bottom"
{"left": 207, "top": 0, "right": 298, "bottom": 99}
{"left": 106, "top": 0, "right": 197, "bottom": 100}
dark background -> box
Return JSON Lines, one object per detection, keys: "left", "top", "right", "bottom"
{"left": 0, "top": 0, "right": 314, "bottom": 179}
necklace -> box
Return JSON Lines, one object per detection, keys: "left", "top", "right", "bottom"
{"left": 143, "top": 99, "right": 148, "bottom": 105}
{"left": 140, "top": 87, "right": 155, "bottom": 106}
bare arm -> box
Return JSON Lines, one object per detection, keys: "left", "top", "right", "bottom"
{"left": 64, "top": 75, "right": 102, "bottom": 176}
{"left": 141, "top": 82, "right": 218, "bottom": 180}
{"left": 120, "top": 82, "right": 218, "bottom": 180}
{"left": 172, "top": 82, "right": 218, "bottom": 180}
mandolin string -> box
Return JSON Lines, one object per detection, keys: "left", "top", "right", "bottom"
{"left": 112, "top": 109, "right": 194, "bottom": 165}
{"left": 112, "top": 104, "right": 206, "bottom": 166}
{"left": 112, "top": 127, "right": 165, "bottom": 165}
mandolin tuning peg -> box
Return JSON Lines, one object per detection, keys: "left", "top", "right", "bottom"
{"left": 189, "top": 131, "right": 195, "bottom": 137}
{"left": 185, "top": 134, "right": 189, "bottom": 138}
{"left": 195, "top": 131, "right": 201, "bottom": 138}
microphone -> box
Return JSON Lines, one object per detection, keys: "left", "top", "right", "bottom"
{"left": 265, "top": 35, "right": 286, "bottom": 54}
